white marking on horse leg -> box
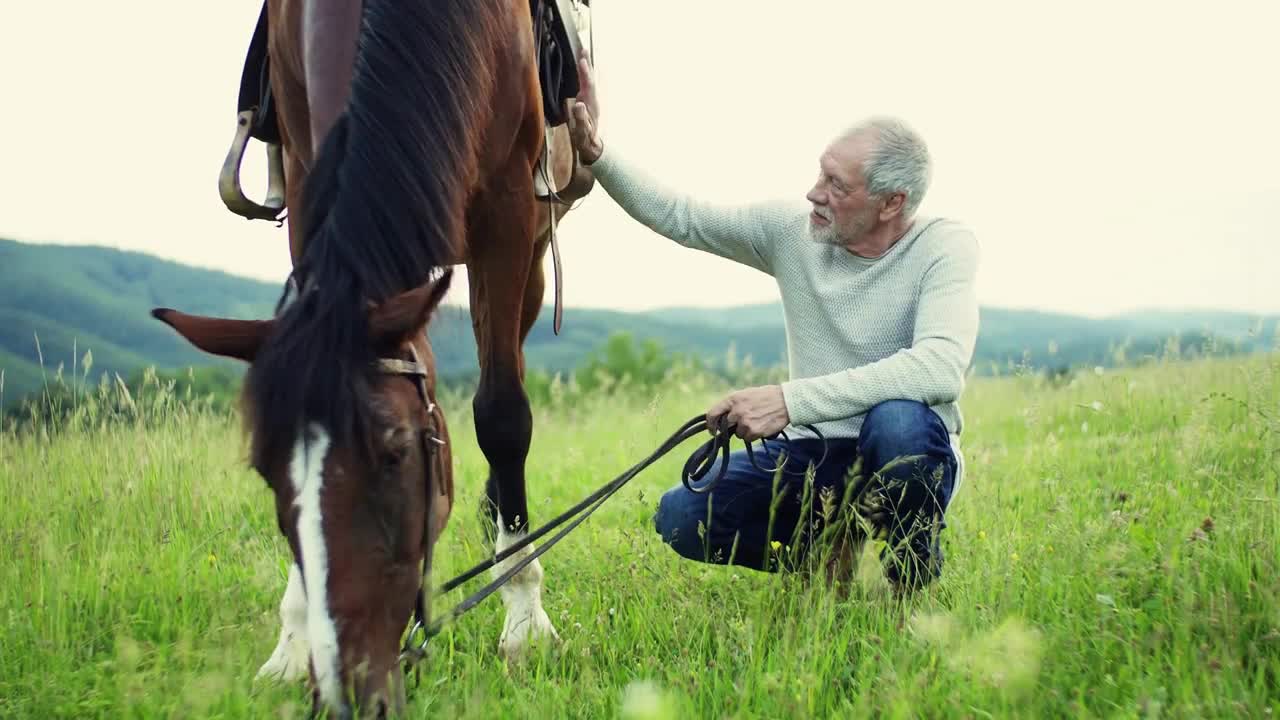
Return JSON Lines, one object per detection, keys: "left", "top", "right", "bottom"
{"left": 492, "top": 519, "right": 559, "bottom": 660}
{"left": 290, "top": 424, "right": 343, "bottom": 710}
{"left": 256, "top": 562, "right": 311, "bottom": 682}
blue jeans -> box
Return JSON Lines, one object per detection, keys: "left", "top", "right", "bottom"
{"left": 652, "top": 400, "right": 957, "bottom": 589}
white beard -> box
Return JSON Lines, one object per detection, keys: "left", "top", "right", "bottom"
{"left": 809, "top": 209, "right": 878, "bottom": 248}
{"left": 808, "top": 214, "right": 841, "bottom": 246}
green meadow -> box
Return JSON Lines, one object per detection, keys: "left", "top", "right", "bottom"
{"left": 2, "top": 352, "right": 1278, "bottom": 718}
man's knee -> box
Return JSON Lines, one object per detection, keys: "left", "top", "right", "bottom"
{"left": 859, "top": 399, "right": 955, "bottom": 536}
{"left": 652, "top": 485, "right": 709, "bottom": 561}
{"left": 862, "top": 400, "right": 945, "bottom": 452}
{"left": 861, "top": 400, "right": 952, "bottom": 477}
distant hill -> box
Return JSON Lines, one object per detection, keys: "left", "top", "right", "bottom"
{"left": 0, "top": 238, "right": 282, "bottom": 406}
{"left": 2, "top": 237, "right": 1276, "bottom": 405}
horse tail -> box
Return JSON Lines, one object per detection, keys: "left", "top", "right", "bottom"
{"left": 246, "top": 0, "right": 504, "bottom": 467}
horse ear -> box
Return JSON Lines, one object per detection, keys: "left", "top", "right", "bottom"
{"left": 368, "top": 269, "right": 454, "bottom": 346}
{"left": 150, "top": 308, "right": 274, "bottom": 363}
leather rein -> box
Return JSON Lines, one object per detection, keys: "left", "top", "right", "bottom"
{"left": 376, "top": 348, "right": 829, "bottom": 678}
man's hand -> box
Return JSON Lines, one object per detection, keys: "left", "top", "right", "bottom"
{"left": 706, "top": 385, "right": 790, "bottom": 442}
{"left": 568, "top": 52, "right": 604, "bottom": 164}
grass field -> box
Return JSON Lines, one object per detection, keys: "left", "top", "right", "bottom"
{"left": 2, "top": 354, "right": 1278, "bottom": 718}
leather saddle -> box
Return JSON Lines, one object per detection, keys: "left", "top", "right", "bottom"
{"left": 531, "top": 0, "right": 596, "bottom": 205}
{"left": 218, "top": 0, "right": 594, "bottom": 224}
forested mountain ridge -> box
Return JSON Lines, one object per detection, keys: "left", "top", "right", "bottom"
{"left": 2, "top": 237, "right": 1275, "bottom": 405}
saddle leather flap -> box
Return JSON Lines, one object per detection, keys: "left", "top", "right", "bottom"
{"left": 238, "top": 2, "right": 282, "bottom": 146}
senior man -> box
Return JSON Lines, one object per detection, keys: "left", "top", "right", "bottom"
{"left": 567, "top": 57, "right": 980, "bottom": 592}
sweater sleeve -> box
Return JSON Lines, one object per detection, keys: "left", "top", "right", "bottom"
{"left": 780, "top": 225, "right": 981, "bottom": 424}
{"left": 590, "top": 145, "right": 787, "bottom": 276}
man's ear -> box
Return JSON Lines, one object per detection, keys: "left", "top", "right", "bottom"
{"left": 150, "top": 308, "right": 274, "bottom": 362}
{"left": 368, "top": 269, "right": 454, "bottom": 347}
{"left": 879, "top": 191, "right": 907, "bottom": 221}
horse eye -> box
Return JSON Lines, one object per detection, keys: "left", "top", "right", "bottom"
{"left": 380, "top": 425, "right": 413, "bottom": 468}
{"left": 382, "top": 443, "right": 409, "bottom": 469}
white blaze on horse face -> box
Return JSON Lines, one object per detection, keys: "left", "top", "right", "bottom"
{"left": 290, "top": 424, "right": 342, "bottom": 709}
{"left": 492, "top": 519, "right": 559, "bottom": 659}
{"left": 256, "top": 562, "right": 311, "bottom": 682}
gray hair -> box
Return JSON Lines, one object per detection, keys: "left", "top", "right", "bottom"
{"left": 843, "top": 116, "right": 932, "bottom": 218}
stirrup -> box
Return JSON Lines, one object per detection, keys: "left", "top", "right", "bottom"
{"left": 218, "top": 109, "right": 286, "bottom": 223}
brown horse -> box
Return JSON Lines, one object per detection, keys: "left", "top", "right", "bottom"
{"left": 152, "top": 0, "right": 592, "bottom": 716}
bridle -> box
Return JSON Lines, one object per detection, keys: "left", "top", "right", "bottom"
{"left": 374, "top": 344, "right": 443, "bottom": 451}
{"left": 371, "top": 343, "right": 448, "bottom": 670}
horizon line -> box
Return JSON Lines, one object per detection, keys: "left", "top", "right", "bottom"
{"left": 5, "top": 235, "right": 1279, "bottom": 321}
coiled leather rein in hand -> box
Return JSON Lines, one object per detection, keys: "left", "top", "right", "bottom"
{"left": 399, "top": 413, "right": 828, "bottom": 667}
{"left": 680, "top": 416, "right": 828, "bottom": 494}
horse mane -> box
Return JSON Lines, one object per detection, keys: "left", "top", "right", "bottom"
{"left": 244, "top": 0, "right": 506, "bottom": 471}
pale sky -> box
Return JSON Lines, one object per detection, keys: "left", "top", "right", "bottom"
{"left": 2, "top": 0, "right": 1277, "bottom": 318}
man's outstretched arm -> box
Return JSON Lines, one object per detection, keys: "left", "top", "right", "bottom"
{"left": 569, "top": 57, "right": 785, "bottom": 275}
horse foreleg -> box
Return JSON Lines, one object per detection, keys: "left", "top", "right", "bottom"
{"left": 256, "top": 562, "right": 310, "bottom": 682}
{"left": 467, "top": 188, "right": 558, "bottom": 661}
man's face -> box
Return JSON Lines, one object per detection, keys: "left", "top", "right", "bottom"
{"left": 805, "top": 132, "right": 881, "bottom": 247}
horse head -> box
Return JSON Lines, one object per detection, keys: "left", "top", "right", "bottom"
{"left": 152, "top": 271, "right": 454, "bottom": 718}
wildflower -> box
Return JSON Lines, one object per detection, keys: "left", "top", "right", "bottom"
{"left": 770, "top": 540, "right": 782, "bottom": 552}
{"left": 978, "top": 530, "right": 987, "bottom": 541}
{"left": 1010, "top": 553, "right": 1020, "bottom": 562}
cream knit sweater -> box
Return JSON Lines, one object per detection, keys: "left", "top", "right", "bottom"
{"left": 591, "top": 146, "right": 981, "bottom": 455}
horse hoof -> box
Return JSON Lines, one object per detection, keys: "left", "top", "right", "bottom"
{"left": 497, "top": 607, "right": 560, "bottom": 662}
{"left": 256, "top": 633, "right": 310, "bottom": 683}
